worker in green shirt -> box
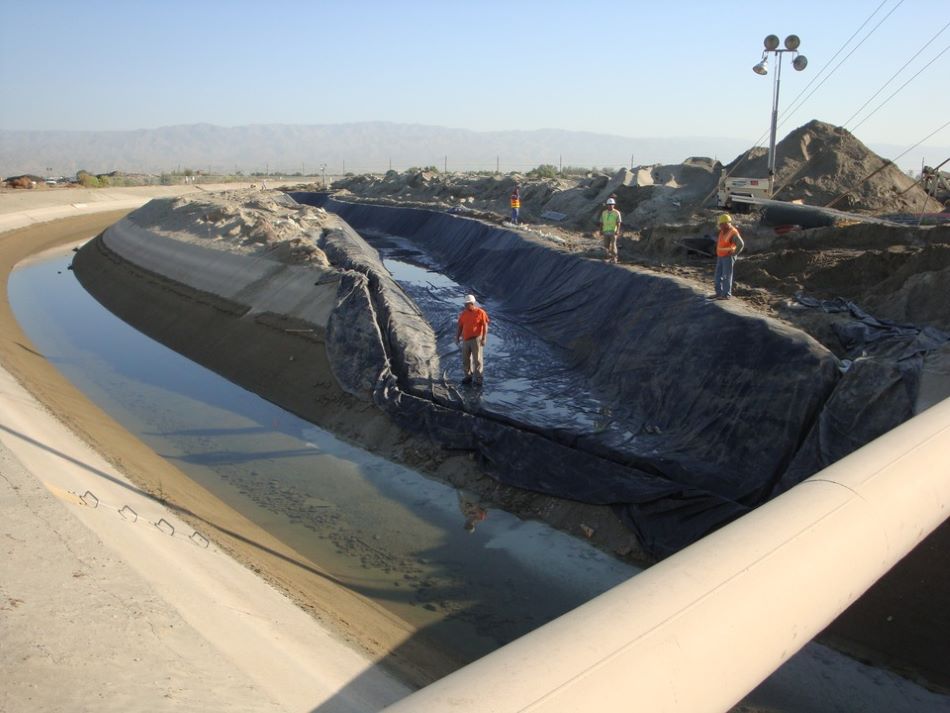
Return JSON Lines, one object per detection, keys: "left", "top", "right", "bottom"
{"left": 598, "top": 197, "right": 622, "bottom": 263}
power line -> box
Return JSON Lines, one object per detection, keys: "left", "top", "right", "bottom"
{"left": 843, "top": 20, "right": 950, "bottom": 129}
{"left": 778, "top": 0, "right": 905, "bottom": 132}
{"left": 849, "top": 43, "right": 950, "bottom": 132}
{"left": 776, "top": 0, "right": 891, "bottom": 129}
{"left": 722, "top": 0, "right": 897, "bottom": 190}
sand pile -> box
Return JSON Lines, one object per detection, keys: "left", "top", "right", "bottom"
{"left": 330, "top": 120, "right": 937, "bottom": 230}
{"left": 128, "top": 188, "right": 334, "bottom": 266}
{"left": 726, "top": 120, "right": 934, "bottom": 213}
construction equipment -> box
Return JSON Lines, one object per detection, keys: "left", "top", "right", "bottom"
{"left": 716, "top": 176, "right": 771, "bottom": 211}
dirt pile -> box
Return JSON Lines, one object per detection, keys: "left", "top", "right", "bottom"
{"left": 727, "top": 120, "right": 935, "bottom": 213}
{"left": 4, "top": 176, "right": 38, "bottom": 189}
{"left": 328, "top": 120, "right": 937, "bottom": 231}
{"left": 128, "top": 188, "right": 334, "bottom": 266}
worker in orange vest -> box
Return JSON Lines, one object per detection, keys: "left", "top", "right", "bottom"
{"left": 711, "top": 213, "right": 745, "bottom": 300}
{"left": 456, "top": 294, "right": 490, "bottom": 385}
{"left": 510, "top": 186, "right": 521, "bottom": 224}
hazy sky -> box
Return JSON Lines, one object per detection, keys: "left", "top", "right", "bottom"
{"left": 2, "top": 0, "right": 948, "bottom": 154}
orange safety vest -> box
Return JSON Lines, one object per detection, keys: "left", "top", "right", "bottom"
{"left": 510, "top": 193, "right": 521, "bottom": 209}
{"left": 717, "top": 225, "right": 740, "bottom": 256}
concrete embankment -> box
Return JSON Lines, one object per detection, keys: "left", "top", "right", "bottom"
{"left": 0, "top": 207, "right": 413, "bottom": 712}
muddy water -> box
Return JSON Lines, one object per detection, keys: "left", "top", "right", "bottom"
{"left": 8, "top": 246, "right": 637, "bottom": 666}
{"left": 364, "top": 231, "right": 641, "bottom": 440}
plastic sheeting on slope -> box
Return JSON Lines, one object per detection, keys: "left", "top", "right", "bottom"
{"left": 294, "top": 193, "right": 851, "bottom": 557}
{"left": 774, "top": 293, "right": 950, "bottom": 493}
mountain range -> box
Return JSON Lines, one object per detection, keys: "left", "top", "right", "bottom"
{"left": 1, "top": 122, "right": 942, "bottom": 178}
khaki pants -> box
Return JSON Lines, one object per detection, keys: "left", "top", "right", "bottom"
{"left": 461, "top": 337, "right": 484, "bottom": 380}
{"left": 602, "top": 231, "right": 618, "bottom": 262}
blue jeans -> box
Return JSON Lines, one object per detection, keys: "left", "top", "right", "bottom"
{"left": 714, "top": 255, "right": 736, "bottom": 297}
{"left": 511, "top": 208, "right": 519, "bottom": 223}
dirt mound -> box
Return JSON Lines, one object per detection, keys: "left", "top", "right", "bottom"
{"left": 4, "top": 175, "right": 38, "bottom": 189}
{"left": 329, "top": 120, "right": 934, "bottom": 231}
{"left": 727, "top": 120, "right": 934, "bottom": 213}
{"left": 129, "top": 188, "right": 334, "bottom": 266}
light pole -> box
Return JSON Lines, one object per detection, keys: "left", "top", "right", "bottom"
{"left": 753, "top": 34, "right": 807, "bottom": 196}
{"left": 320, "top": 163, "right": 327, "bottom": 189}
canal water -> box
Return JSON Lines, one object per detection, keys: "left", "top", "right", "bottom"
{"left": 8, "top": 242, "right": 637, "bottom": 667}
{"left": 365, "top": 231, "right": 641, "bottom": 442}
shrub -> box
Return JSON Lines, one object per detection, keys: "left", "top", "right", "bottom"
{"left": 527, "top": 164, "right": 559, "bottom": 179}
{"left": 77, "top": 171, "right": 100, "bottom": 188}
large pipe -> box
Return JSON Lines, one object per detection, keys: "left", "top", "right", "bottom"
{"left": 381, "top": 397, "right": 950, "bottom": 713}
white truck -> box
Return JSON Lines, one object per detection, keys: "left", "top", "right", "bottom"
{"left": 717, "top": 177, "right": 771, "bottom": 211}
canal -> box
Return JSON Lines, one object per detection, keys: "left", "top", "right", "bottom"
{"left": 8, "top": 242, "right": 637, "bottom": 668}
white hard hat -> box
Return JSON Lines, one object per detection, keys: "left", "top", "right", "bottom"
{"left": 606, "top": 198, "right": 616, "bottom": 205}
{"left": 464, "top": 294, "right": 476, "bottom": 304}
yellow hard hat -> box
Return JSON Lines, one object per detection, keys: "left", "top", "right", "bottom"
{"left": 717, "top": 214, "right": 733, "bottom": 225}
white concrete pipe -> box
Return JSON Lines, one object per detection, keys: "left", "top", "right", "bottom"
{"left": 381, "top": 397, "right": 950, "bottom": 713}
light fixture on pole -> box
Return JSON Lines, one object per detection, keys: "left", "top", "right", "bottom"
{"left": 753, "top": 34, "right": 807, "bottom": 196}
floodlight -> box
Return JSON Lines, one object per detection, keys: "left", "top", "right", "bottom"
{"left": 753, "top": 59, "right": 768, "bottom": 75}
{"left": 784, "top": 34, "right": 801, "bottom": 50}
{"left": 792, "top": 54, "right": 808, "bottom": 71}
{"left": 763, "top": 35, "right": 780, "bottom": 51}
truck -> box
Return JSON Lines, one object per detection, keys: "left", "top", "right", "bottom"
{"left": 717, "top": 177, "right": 771, "bottom": 211}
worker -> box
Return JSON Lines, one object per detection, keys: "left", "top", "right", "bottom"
{"left": 457, "top": 490, "right": 488, "bottom": 533}
{"left": 711, "top": 213, "right": 745, "bottom": 300}
{"left": 456, "top": 294, "right": 490, "bottom": 385}
{"left": 598, "top": 197, "right": 622, "bottom": 263}
{"left": 510, "top": 185, "right": 521, "bottom": 224}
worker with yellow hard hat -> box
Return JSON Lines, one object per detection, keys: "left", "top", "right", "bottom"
{"left": 710, "top": 214, "right": 745, "bottom": 300}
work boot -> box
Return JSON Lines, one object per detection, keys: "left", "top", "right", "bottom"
{"left": 461, "top": 375, "right": 473, "bottom": 385}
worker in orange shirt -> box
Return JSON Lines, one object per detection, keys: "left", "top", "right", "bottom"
{"left": 456, "top": 294, "right": 490, "bottom": 385}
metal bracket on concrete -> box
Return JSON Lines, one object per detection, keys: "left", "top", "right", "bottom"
{"left": 80, "top": 490, "right": 99, "bottom": 508}
{"left": 119, "top": 505, "right": 138, "bottom": 523}
{"left": 153, "top": 518, "right": 175, "bottom": 536}
{"left": 189, "top": 531, "right": 209, "bottom": 548}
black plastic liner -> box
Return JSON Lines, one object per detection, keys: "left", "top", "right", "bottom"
{"left": 294, "top": 193, "right": 915, "bottom": 557}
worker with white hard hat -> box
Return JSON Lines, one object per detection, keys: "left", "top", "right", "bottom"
{"left": 598, "top": 196, "right": 622, "bottom": 263}
{"left": 456, "top": 294, "right": 490, "bottom": 386}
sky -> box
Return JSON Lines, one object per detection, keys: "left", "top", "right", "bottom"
{"left": 1, "top": 0, "right": 948, "bottom": 158}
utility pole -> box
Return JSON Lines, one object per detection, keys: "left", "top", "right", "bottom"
{"left": 444, "top": 155, "right": 447, "bottom": 173}
{"left": 496, "top": 155, "right": 500, "bottom": 175}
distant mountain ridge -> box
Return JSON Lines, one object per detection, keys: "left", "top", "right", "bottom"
{"left": 1, "top": 122, "right": 941, "bottom": 178}
{"left": 0, "top": 122, "right": 753, "bottom": 177}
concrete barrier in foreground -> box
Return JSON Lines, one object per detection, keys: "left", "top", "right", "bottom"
{"left": 380, "top": 396, "right": 950, "bottom": 713}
